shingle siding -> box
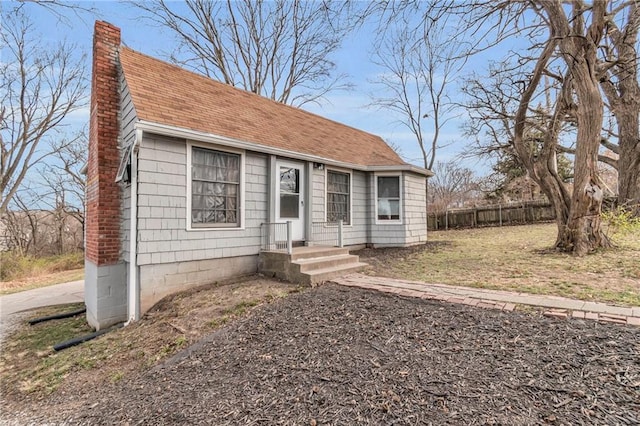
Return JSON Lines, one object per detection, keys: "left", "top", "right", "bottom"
{"left": 348, "top": 171, "right": 370, "bottom": 245}
{"left": 368, "top": 172, "right": 427, "bottom": 247}
{"left": 312, "top": 168, "right": 325, "bottom": 223}
{"left": 136, "top": 133, "right": 267, "bottom": 266}
{"left": 120, "top": 76, "right": 137, "bottom": 146}
{"left": 309, "top": 168, "right": 369, "bottom": 246}
{"left": 119, "top": 76, "right": 136, "bottom": 262}
{"left": 403, "top": 172, "right": 428, "bottom": 244}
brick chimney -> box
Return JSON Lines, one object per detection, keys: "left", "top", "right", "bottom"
{"left": 85, "top": 22, "right": 126, "bottom": 329}
{"left": 86, "top": 21, "right": 121, "bottom": 265}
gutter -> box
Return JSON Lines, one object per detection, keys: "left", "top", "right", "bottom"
{"left": 126, "top": 128, "right": 142, "bottom": 324}
{"left": 135, "top": 120, "right": 434, "bottom": 178}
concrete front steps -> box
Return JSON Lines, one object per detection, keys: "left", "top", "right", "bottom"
{"left": 258, "top": 246, "right": 368, "bottom": 286}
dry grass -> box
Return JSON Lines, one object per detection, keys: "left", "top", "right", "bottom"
{"left": 0, "top": 251, "right": 84, "bottom": 295}
{"left": 359, "top": 223, "right": 640, "bottom": 306}
{"left": 0, "top": 268, "right": 84, "bottom": 295}
{"left": 0, "top": 276, "right": 301, "bottom": 402}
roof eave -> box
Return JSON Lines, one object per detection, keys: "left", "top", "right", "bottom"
{"left": 135, "top": 120, "right": 433, "bottom": 177}
{"left": 367, "top": 164, "right": 434, "bottom": 177}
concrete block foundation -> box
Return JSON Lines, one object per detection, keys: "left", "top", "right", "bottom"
{"left": 85, "top": 259, "right": 127, "bottom": 330}
{"left": 139, "top": 255, "right": 258, "bottom": 313}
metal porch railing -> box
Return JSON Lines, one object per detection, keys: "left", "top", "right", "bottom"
{"left": 260, "top": 220, "right": 344, "bottom": 254}
{"left": 260, "top": 222, "right": 292, "bottom": 254}
{"left": 309, "top": 220, "right": 343, "bottom": 248}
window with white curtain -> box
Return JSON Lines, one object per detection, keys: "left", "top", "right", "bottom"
{"left": 191, "top": 146, "right": 240, "bottom": 227}
{"left": 327, "top": 170, "right": 350, "bottom": 225}
{"left": 376, "top": 175, "right": 401, "bottom": 221}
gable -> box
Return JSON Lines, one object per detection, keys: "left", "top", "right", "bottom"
{"left": 119, "top": 48, "right": 406, "bottom": 168}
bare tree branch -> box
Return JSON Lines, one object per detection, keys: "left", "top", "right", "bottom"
{"left": 131, "top": 0, "right": 360, "bottom": 107}
{"left": 428, "top": 161, "right": 479, "bottom": 212}
{"left": 370, "top": 2, "right": 466, "bottom": 171}
{"left": 0, "top": 10, "right": 88, "bottom": 216}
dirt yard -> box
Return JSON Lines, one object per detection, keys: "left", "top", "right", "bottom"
{"left": 3, "top": 283, "right": 638, "bottom": 425}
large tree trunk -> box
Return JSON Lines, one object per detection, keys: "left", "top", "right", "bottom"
{"left": 617, "top": 107, "right": 640, "bottom": 212}
{"left": 537, "top": 0, "right": 611, "bottom": 254}
{"left": 559, "top": 81, "right": 610, "bottom": 254}
{"left": 550, "top": 2, "right": 610, "bottom": 255}
{"left": 600, "top": 2, "right": 640, "bottom": 214}
{"left": 511, "top": 37, "right": 573, "bottom": 249}
{"left": 614, "top": 67, "right": 640, "bottom": 212}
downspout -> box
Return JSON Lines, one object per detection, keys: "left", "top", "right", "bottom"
{"left": 126, "top": 128, "right": 142, "bottom": 324}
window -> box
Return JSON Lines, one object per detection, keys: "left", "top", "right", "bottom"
{"left": 191, "top": 146, "right": 241, "bottom": 227}
{"left": 327, "top": 170, "right": 350, "bottom": 224}
{"left": 376, "top": 175, "right": 401, "bottom": 221}
{"left": 279, "top": 166, "right": 300, "bottom": 218}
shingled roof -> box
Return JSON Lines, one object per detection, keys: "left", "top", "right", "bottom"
{"left": 119, "top": 47, "right": 407, "bottom": 168}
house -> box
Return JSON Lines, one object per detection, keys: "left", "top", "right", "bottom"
{"left": 85, "top": 21, "right": 433, "bottom": 330}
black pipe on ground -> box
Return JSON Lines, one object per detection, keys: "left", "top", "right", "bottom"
{"left": 53, "top": 323, "right": 124, "bottom": 352}
{"left": 28, "top": 307, "right": 87, "bottom": 325}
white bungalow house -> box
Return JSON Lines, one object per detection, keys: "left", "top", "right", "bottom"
{"left": 85, "top": 21, "right": 433, "bottom": 330}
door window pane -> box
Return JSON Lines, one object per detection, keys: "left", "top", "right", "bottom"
{"left": 280, "top": 194, "right": 299, "bottom": 218}
{"left": 280, "top": 167, "right": 299, "bottom": 194}
{"left": 280, "top": 166, "right": 300, "bottom": 218}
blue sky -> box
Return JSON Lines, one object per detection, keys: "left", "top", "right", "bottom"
{"left": 13, "top": 0, "right": 497, "bottom": 174}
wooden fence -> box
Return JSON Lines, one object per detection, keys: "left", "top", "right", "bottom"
{"left": 427, "top": 201, "right": 555, "bottom": 230}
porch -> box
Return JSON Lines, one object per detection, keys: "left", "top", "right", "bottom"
{"left": 258, "top": 221, "right": 368, "bottom": 285}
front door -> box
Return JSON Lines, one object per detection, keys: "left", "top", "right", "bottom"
{"left": 276, "top": 160, "right": 305, "bottom": 241}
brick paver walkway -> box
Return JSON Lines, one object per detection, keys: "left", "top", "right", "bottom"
{"left": 333, "top": 274, "right": 640, "bottom": 327}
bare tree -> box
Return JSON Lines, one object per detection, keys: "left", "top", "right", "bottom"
{"left": 463, "top": 51, "right": 631, "bottom": 205}
{"left": 46, "top": 130, "right": 87, "bottom": 229}
{"left": 0, "top": 10, "right": 87, "bottom": 216}
{"left": 428, "top": 161, "right": 478, "bottom": 213}
{"left": 1, "top": 194, "right": 39, "bottom": 256}
{"left": 599, "top": 2, "right": 640, "bottom": 211}
{"left": 462, "top": 61, "right": 521, "bottom": 162}
{"left": 10, "top": 0, "right": 96, "bottom": 23}
{"left": 451, "top": 0, "right": 638, "bottom": 254}
{"left": 0, "top": 187, "right": 83, "bottom": 256}
{"left": 371, "top": 3, "right": 466, "bottom": 171}
{"left": 132, "top": 0, "right": 360, "bottom": 106}
{"left": 462, "top": 63, "right": 576, "bottom": 204}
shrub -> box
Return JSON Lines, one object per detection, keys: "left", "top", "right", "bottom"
{"left": 602, "top": 207, "right": 640, "bottom": 237}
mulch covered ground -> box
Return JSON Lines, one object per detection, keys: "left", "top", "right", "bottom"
{"left": 28, "top": 285, "right": 640, "bottom": 425}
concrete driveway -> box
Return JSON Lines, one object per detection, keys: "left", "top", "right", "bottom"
{"left": 0, "top": 280, "right": 84, "bottom": 320}
{"left": 0, "top": 280, "right": 85, "bottom": 345}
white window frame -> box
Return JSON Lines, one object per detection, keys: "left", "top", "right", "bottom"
{"left": 186, "top": 140, "right": 246, "bottom": 231}
{"left": 324, "top": 168, "right": 352, "bottom": 226}
{"left": 374, "top": 173, "right": 403, "bottom": 225}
